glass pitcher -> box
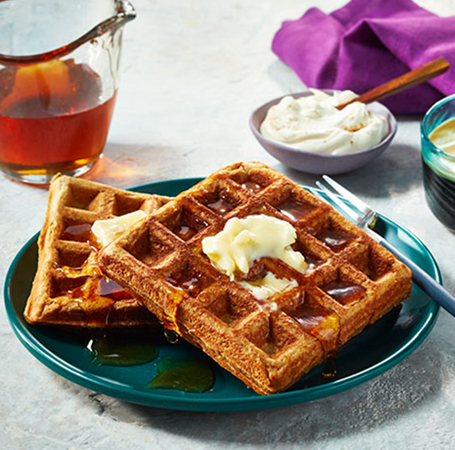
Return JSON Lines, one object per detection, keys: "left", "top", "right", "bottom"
{"left": 0, "top": 0, "right": 136, "bottom": 184}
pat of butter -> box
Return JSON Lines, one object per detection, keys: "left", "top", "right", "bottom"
{"left": 202, "top": 214, "right": 307, "bottom": 278}
{"left": 239, "top": 273, "right": 298, "bottom": 300}
{"left": 92, "top": 210, "right": 147, "bottom": 247}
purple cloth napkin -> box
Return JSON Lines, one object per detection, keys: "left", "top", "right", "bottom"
{"left": 272, "top": 0, "right": 455, "bottom": 114}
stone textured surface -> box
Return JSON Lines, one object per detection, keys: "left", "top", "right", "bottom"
{"left": 2, "top": 0, "right": 455, "bottom": 449}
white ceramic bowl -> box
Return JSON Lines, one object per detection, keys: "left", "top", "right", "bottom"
{"left": 249, "top": 90, "right": 397, "bottom": 175}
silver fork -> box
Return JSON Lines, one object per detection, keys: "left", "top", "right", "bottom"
{"left": 314, "top": 175, "right": 455, "bottom": 318}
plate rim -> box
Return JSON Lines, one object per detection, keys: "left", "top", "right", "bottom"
{"left": 4, "top": 178, "right": 441, "bottom": 411}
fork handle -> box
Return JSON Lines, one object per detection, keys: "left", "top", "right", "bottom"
{"left": 379, "top": 238, "right": 455, "bottom": 317}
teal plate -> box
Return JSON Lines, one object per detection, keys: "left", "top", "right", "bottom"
{"left": 4, "top": 178, "right": 440, "bottom": 412}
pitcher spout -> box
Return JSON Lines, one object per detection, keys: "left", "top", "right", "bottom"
{"left": 0, "top": 0, "right": 136, "bottom": 66}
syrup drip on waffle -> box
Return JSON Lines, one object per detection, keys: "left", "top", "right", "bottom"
{"left": 56, "top": 226, "right": 135, "bottom": 327}
{"left": 321, "top": 353, "right": 337, "bottom": 379}
{"left": 317, "top": 228, "right": 354, "bottom": 252}
{"left": 277, "top": 197, "right": 315, "bottom": 222}
{"left": 207, "top": 197, "right": 235, "bottom": 215}
{"left": 290, "top": 291, "right": 341, "bottom": 357}
{"left": 322, "top": 280, "right": 366, "bottom": 306}
{"left": 61, "top": 223, "right": 93, "bottom": 242}
{"left": 241, "top": 181, "right": 262, "bottom": 193}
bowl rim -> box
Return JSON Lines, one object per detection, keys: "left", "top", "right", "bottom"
{"left": 249, "top": 89, "right": 397, "bottom": 160}
{"left": 420, "top": 92, "right": 455, "bottom": 162}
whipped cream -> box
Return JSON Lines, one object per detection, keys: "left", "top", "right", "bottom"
{"left": 260, "top": 89, "right": 389, "bottom": 155}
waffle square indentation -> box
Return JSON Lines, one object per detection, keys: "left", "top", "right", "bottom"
{"left": 196, "top": 285, "right": 260, "bottom": 326}
{"left": 163, "top": 260, "right": 216, "bottom": 297}
{"left": 113, "top": 194, "right": 148, "bottom": 216}
{"left": 67, "top": 185, "right": 105, "bottom": 211}
{"left": 60, "top": 221, "right": 93, "bottom": 243}
{"left": 158, "top": 205, "right": 212, "bottom": 241}
{"left": 122, "top": 225, "right": 176, "bottom": 268}
{"left": 193, "top": 180, "right": 246, "bottom": 216}
{"left": 56, "top": 246, "right": 91, "bottom": 268}
{"left": 320, "top": 275, "right": 366, "bottom": 306}
{"left": 314, "top": 218, "right": 356, "bottom": 253}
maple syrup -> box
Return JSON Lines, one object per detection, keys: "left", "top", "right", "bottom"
{"left": 316, "top": 228, "right": 353, "bottom": 252}
{"left": 277, "top": 197, "right": 314, "bottom": 221}
{"left": 87, "top": 335, "right": 157, "bottom": 366}
{"left": 322, "top": 280, "right": 366, "bottom": 305}
{"left": 61, "top": 223, "right": 94, "bottom": 243}
{"left": 290, "top": 293, "right": 340, "bottom": 380}
{"left": 0, "top": 59, "right": 116, "bottom": 182}
{"left": 166, "top": 269, "right": 204, "bottom": 297}
{"left": 164, "top": 328, "right": 180, "bottom": 344}
{"left": 58, "top": 267, "right": 136, "bottom": 320}
{"left": 171, "top": 210, "right": 209, "bottom": 241}
{"left": 56, "top": 220, "right": 137, "bottom": 327}
{"left": 147, "top": 356, "right": 214, "bottom": 393}
{"left": 172, "top": 223, "right": 197, "bottom": 241}
{"left": 321, "top": 353, "right": 337, "bottom": 379}
{"left": 87, "top": 335, "right": 215, "bottom": 393}
{"left": 303, "top": 253, "right": 324, "bottom": 271}
{"left": 207, "top": 197, "right": 235, "bottom": 215}
{"left": 290, "top": 291, "right": 340, "bottom": 355}
{"left": 242, "top": 180, "right": 262, "bottom": 193}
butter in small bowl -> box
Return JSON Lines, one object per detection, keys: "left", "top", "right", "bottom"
{"left": 250, "top": 89, "right": 397, "bottom": 175}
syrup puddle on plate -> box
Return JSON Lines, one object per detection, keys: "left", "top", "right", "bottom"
{"left": 87, "top": 335, "right": 157, "bottom": 366}
{"left": 147, "top": 356, "right": 214, "bottom": 393}
{"left": 86, "top": 333, "right": 214, "bottom": 393}
{"left": 85, "top": 323, "right": 342, "bottom": 393}
{"left": 86, "top": 332, "right": 339, "bottom": 393}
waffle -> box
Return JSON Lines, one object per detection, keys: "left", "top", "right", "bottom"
{"left": 99, "top": 162, "right": 412, "bottom": 394}
{"left": 24, "top": 174, "right": 169, "bottom": 329}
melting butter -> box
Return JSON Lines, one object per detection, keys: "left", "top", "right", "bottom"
{"left": 202, "top": 214, "right": 307, "bottom": 276}
{"left": 92, "top": 210, "right": 147, "bottom": 247}
{"left": 239, "top": 273, "right": 297, "bottom": 300}
{"left": 202, "top": 215, "right": 306, "bottom": 299}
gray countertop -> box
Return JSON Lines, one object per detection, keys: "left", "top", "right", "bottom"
{"left": 2, "top": 1, "right": 455, "bottom": 448}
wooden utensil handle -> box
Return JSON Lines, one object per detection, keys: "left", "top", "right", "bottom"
{"left": 336, "top": 57, "right": 450, "bottom": 110}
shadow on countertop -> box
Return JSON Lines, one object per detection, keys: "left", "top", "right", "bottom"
{"left": 280, "top": 143, "right": 423, "bottom": 200}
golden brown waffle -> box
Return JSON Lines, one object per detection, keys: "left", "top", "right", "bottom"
{"left": 99, "top": 162, "right": 412, "bottom": 394}
{"left": 24, "top": 174, "right": 169, "bottom": 329}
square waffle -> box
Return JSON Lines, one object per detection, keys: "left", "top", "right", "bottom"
{"left": 99, "top": 162, "right": 412, "bottom": 395}
{"left": 24, "top": 174, "right": 169, "bottom": 329}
